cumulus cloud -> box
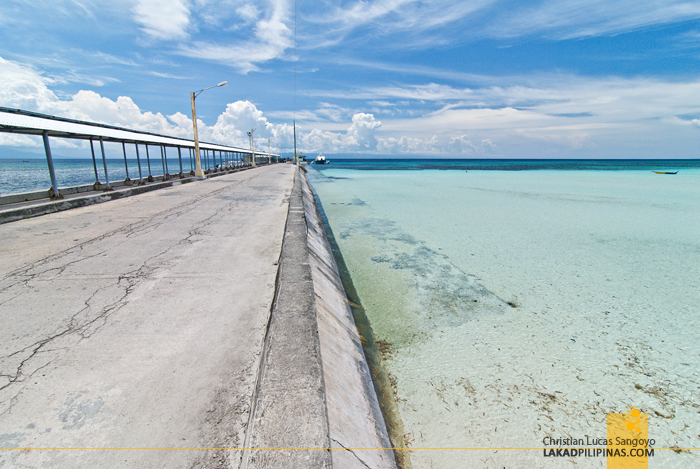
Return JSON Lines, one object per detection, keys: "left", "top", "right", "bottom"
{"left": 345, "top": 113, "right": 381, "bottom": 150}
{"left": 0, "top": 59, "right": 578, "bottom": 156}
{"left": 207, "top": 101, "right": 274, "bottom": 147}
{"left": 0, "top": 56, "right": 191, "bottom": 146}
{"left": 0, "top": 57, "right": 386, "bottom": 154}
{"left": 293, "top": 112, "right": 383, "bottom": 153}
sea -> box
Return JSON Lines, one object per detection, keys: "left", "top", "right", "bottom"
{"left": 306, "top": 159, "right": 700, "bottom": 468}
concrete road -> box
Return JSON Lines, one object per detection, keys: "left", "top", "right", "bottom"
{"left": 0, "top": 164, "right": 295, "bottom": 468}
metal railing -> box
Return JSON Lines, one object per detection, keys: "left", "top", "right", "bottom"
{"left": 0, "top": 107, "right": 282, "bottom": 200}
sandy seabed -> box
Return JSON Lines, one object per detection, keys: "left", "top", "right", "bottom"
{"left": 309, "top": 168, "right": 700, "bottom": 469}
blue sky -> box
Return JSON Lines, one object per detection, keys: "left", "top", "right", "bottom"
{"left": 1, "top": 0, "right": 700, "bottom": 158}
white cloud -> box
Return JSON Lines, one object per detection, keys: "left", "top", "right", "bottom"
{"left": 131, "top": 0, "right": 191, "bottom": 40}
{"left": 0, "top": 56, "right": 186, "bottom": 138}
{"left": 301, "top": 0, "right": 700, "bottom": 50}
{"left": 86, "top": 51, "right": 139, "bottom": 67}
{"left": 0, "top": 134, "right": 42, "bottom": 148}
{"left": 290, "top": 113, "right": 383, "bottom": 153}
{"left": 236, "top": 4, "right": 260, "bottom": 22}
{"left": 305, "top": 0, "right": 497, "bottom": 48}
{"left": 0, "top": 57, "right": 63, "bottom": 113}
{"left": 0, "top": 57, "right": 370, "bottom": 154}
{"left": 375, "top": 134, "right": 496, "bottom": 155}
{"left": 377, "top": 135, "right": 440, "bottom": 153}
{"left": 345, "top": 113, "right": 381, "bottom": 150}
{"left": 0, "top": 55, "right": 450, "bottom": 154}
{"left": 207, "top": 100, "right": 274, "bottom": 147}
{"left": 149, "top": 71, "right": 188, "bottom": 79}
{"left": 177, "top": 0, "right": 292, "bottom": 73}
{"left": 5, "top": 55, "right": 700, "bottom": 158}
{"left": 368, "top": 100, "right": 394, "bottom": 107}
{"left": 489, "top": 0, "right": 700, "bottom": 40}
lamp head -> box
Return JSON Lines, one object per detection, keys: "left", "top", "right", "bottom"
{"left": 217, "top": 81, "right": 228, "bottom": 87}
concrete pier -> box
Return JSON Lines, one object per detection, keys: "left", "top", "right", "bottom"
{"left": 0, "top": 164, "right": 395, "bottom": 468}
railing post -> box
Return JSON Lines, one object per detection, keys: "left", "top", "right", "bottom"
{"left": 99, "top": 138, "right": 112, "bottom": 190}
{"left": 42, "top": 131, "right": 61, "bottom": 199}
{"left": 135, "top": 143, "right": 144, "bottom": 185}
{"left": 90, "top": 139, "right": 101, "bottom": 189}
{"left": 160, "top": 145, "right": 167, "bottom": 180}
{"left": 164, "top": 145, "right": 170, "bottom": 179}
{"left": 122, "top": 142, "right": 131, "bottom": 185}
{"left": 145, "top": 144, "right": 153, "bottom": 182}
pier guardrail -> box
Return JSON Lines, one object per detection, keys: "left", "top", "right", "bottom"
{"left": 0, "top": 107, "right": 281, "bottom": 200}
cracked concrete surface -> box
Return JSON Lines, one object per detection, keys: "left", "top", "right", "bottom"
{"left": 0, "top": 164, "right": 295, "bottom": 468}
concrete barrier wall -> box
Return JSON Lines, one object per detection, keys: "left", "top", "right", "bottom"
{"left": 300, "top": 170, "right": 397, "bottom": 469}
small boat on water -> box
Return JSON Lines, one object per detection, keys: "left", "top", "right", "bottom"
{"left": 313, "top": 154, "right": 328, "bottom": 164}
{"left": 653, "top": 171, "right": 678, "bottom": 174}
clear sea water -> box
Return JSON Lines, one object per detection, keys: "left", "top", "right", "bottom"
{"left": 307, "top": 159, "right": 700, "bottom": 468}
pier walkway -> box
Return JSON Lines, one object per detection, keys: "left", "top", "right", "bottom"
{"left": 0, "top": 163, "right": 396, "bottom": 469}
{"left": 1, "top": 165, "right": 295, "bottom": 467}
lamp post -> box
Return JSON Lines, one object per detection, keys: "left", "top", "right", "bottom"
{"left": 247, "top": 128, "right": 257, "bottom": 167}
{"left": 191, "top": 81, "right": 228, "bottom": 178}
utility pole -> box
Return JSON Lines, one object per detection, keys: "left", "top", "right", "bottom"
{"left": 190, "top": 81, "right": 227, "bottom": 177}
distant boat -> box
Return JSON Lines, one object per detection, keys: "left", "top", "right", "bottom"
{"left": 313, "top": 154, "right": 328, "bottom": 164}
{"left": 653, "top": 171, "right": 678, "bottom": 174}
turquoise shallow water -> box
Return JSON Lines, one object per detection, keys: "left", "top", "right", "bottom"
{"left": 307, "top": 162, "right": 700, "bottom": 468}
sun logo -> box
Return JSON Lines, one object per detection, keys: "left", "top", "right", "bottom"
{"left": 625, "top": 407, "right": 643, "bottom": 433}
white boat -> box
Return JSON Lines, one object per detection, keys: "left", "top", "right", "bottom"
{"left": 313, "top": 154, "right": 328, "bottom": 164}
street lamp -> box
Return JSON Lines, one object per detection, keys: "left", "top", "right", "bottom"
{"left": 191, "top": 81, "right": 228, "bottom": 178}
{"left": 247, "top": 128, "right": 257, "bottom": 167}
